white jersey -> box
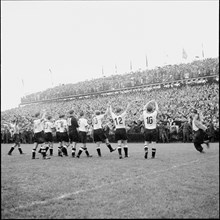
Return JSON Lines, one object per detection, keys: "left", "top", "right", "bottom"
{"left": 192, "top": 113, "right": 208, "bottom": 131}
{"left": 44, "top": 120, "right": 54, "bottom": 133}
{"left": 192, "top": 118, "right": 199, "bottom": 131}
{"left": 111, "top": 111, "right": 126, "bottom": 129}
{"left": 54, "top": 120, "right": 60, "bottom": 132}
{"left": 10, "top": 123, "right": 19, "bottom": 134}
{"left": 143, "top": 110, "right": 158, "bottom": 129}
{"left": 92, "top": 114, "right": 105, "bottom": 130}
{"left": 33, "top": 119, "right": 44, "bottom": 133}
{"left": 55, "top": 119, "right": 68, "bottom": 133}
{"left": 78, "top": 118, "right": 88, "bottom": 132}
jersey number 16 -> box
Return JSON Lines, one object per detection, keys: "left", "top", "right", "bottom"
{"left": 146, "top": 116, "right": 153, "bottom": 124}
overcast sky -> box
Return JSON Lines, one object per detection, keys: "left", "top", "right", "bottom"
{"left": 1, "top": 0, "right": 219, "bottom": 111}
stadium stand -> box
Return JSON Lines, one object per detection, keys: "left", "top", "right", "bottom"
{"left": 1, "top": 58, "right": 219, "bottom": 144}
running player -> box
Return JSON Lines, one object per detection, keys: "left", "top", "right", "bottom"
{"left": 92, "top": 108, "right": 116, "bottom": 157}
{"left": 109, "top": 103, "right": 131, "bottom": 159}
{"left": 191, "top": 109, "right": 210, "bottom": 153}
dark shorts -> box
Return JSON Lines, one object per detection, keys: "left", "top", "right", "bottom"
{"left": 44, "top": 132, "right": 53, "bottom": 142}
{"left": 13, "top": 133, "right": 20, "bottom": 144}
{"left": 59, "top": 132, "right": 69, "bottom": 142}
{"left": 115, "top": 128, "right": 127, "bottom": 142}
{"left": 193, "top": 129, "right": 208, "bottom": 144}
{"left": 78, "top": 131, "right": 87, "bottom": 143}
{"left": 144, "top": 128, "right": 157, "bottom": 142}
{"left": 93, "top": 128, "right": 107, "bottom": 142}
{"left": 56, "top": 132, "right": 61, "bottom": 142}
{"left": 34, "top": 131, "right": 45, "bottom": 144}
{"left": 69, "top": 130, "right": 79, "bottom": 143}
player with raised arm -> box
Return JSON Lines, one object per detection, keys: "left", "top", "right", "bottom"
{"left": 67, "top": 110, "right": 80, "bottom": 157}
{"left": 139, "top": 99, "right": 159, "bottom": 159}
{"left": 54, "top": 116, "right": 62, "bottom": 156}
{"left": 7, "top": 118, "right": 25, "bottom": 155}
{"left": 92, "top": 108, "right": 116, "bottom": 157}
{"left": 109, "top": 103, "right": 131, "bottom": 159}
{"left": 55, "top": 114, "right": 69, "bottom": 157}
{"left": 32, "top": 110, "right": 48, "bottom": 159}
{"left": 76, "top": 111, "right": 92, "bottom": 158}
{"left": 191, "top": 109, "right": 210, "bottom": 153}
{"left": 43, "top": 115, "right": 55, "bottom": 156}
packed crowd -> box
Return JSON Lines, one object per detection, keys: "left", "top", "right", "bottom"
{"left": 21, "top": 58, "right": 219, "bottom": 103}
{"left": 1, "top": 79, "right": 219, "bottom": 144}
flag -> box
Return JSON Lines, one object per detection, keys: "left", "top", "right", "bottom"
{"left": 145, "top": 55, "right": 148, "bottom": 68}
{"left": 115, "top": 64, "right": 117, "bottom": 74}
{"left": 182, "top": 48, "right": 188, "bottom": 59}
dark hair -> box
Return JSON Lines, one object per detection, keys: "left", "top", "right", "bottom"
{"left": 116, "top": 108, "right": 121, "bottom": 113}
{"left": 95, "top": 110, "right": 100, "bottom": 115}
{"left": 69, "top": 110, "right": 74, "bottom": 114}
{"left": 147, "top": 105, "right": 153, "bottom": 112}
{"left": 192, "top": 109, "right": 198, "bottom": 114}
{"left": 35, "top": 112, "right": 40, "bottom": 118}
{"left": 80, "top": 111, "right": 84, "bottom": 117}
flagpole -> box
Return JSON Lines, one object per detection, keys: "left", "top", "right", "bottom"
{"left": 130, "top": 60, "right": 132, "bottom": 73}
{"left": 102, "top": 66, "right": 104, "bottom": 77}
{"left": 145, "top": 54, "right": 148, "bottom": 69}
{"left": 21, "top": 78, "right": 25, "bottom": 97}
{"left": 115, "top": 64, "right": 117, "bottom": 74}
{"left": 202, "top": 43, "right": 205, "bottom": 59}
{"left": 49, "top": 68, "right": 54, "bottom": 86}
{"left": 182, "top": 48, "right": 188, "bottom": 63}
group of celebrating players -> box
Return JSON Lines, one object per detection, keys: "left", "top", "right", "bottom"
{"left": 6, "top": 99, "right": 210, "bottom": 160}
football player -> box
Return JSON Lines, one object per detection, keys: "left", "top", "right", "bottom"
{"left": 191, "top": 109, "right": 210, "bottom": 153}
{"left": 7, "top": 118, "right": 24, "bottom": 155}
{"left": 32, "top": 110, "right": 48, "bottom": 159}
{"left": 55, "top": 114, "right": 69, "bottom": 156}
{"left": 109, "top": 103, "right": 131, "bottom": 159}
{"left": 67, "top": 110, "right": 79, "bottom": 157}
{"left": 43, "top": 115, "right": 55, "bottom": 156}
{"left": 76, "top": 111, "right": 92, "bottom": 158}
{"left": 139, "top": 99, "right": 159, "bottom": 159}
{"left": 92, "top": 108, "right": 116, "bottom": 157}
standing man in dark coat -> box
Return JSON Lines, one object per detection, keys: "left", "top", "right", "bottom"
{"left": 67, "top": 110, "right": 80, "bottom": 157}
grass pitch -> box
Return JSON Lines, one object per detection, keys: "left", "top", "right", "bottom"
{"left": 1, "top": 142, "right": 219, "bottom": 219}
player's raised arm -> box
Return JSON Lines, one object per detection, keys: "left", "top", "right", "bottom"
{"left": 109, "top": 105, "right": 113, "bottom": 114}
{"left": 104, "top": 107, "right": 109, "bottom": 116}
{"left": 40, "top": 110, "right": 47, "bottom": 121}
{"left": 154, "top": 101, "right": 159, "bottom": 112}
{"left": 125, "top": 103, "right": 131, "bottom": 112}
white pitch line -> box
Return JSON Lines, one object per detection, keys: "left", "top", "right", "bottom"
{"left": 9, "top": 155, "right": 218, "bottom": 212}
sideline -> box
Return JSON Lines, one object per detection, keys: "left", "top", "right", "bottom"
{"left": 9, "top": 155, "right": 218, "bottom": 211}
